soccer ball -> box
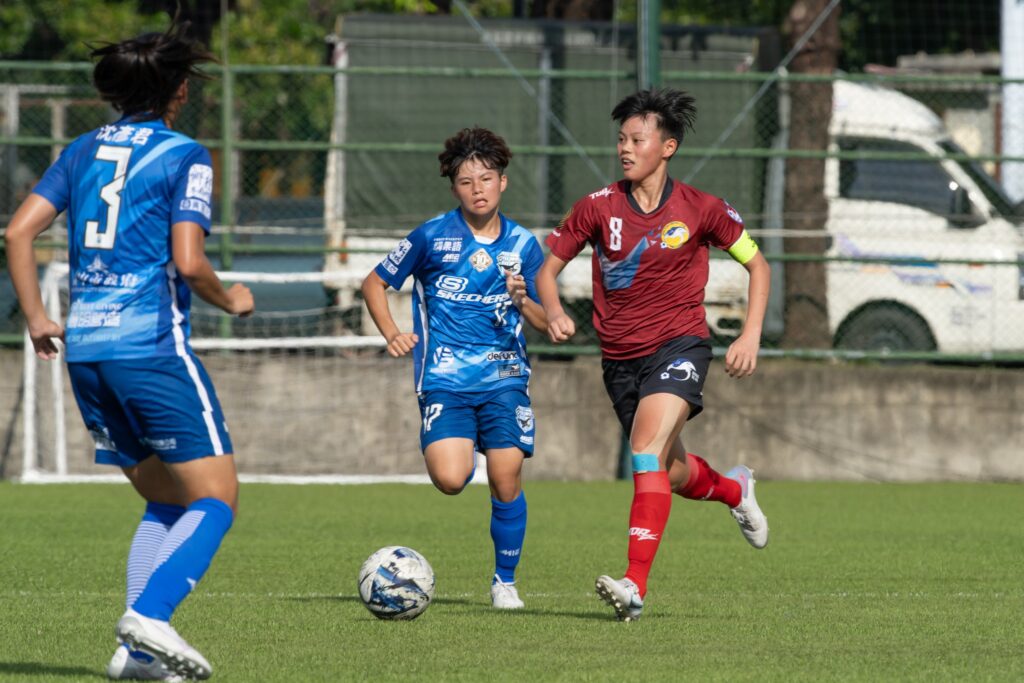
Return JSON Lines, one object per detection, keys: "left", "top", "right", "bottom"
{"left": 357, "top": 546, "right": 435, "bottom": 620}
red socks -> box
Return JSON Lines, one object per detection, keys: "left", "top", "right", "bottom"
{"left": 624, "top": 471, "right": 672, "bottom": 598}
{"left": 675, "top": 453, "right": 741, "bottom": 508}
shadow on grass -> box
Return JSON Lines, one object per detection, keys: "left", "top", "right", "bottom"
{"left": 281, "top": 594, "right": 635, "bottom": 620}
{"left": 282, "top": 595, "right": 479, "bottom": 607}
{"left": 0, "top": 661, "right": 102, "bottom": 678}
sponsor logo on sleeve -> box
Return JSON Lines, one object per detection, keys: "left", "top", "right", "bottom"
{"left": 588, "top": 186, "right": 615, "bottom": 200}
{"left": 387, "top": 238, "right": 413, "bottom": 266}
{"left": 723, "top": 200, "right": 744, "bottom": 224}
{"left": 186, "top": 164, "right": 214, "bottom": 203}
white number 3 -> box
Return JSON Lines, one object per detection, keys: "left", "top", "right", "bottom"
{"left": 84, "top": 145, "right": 133, "bottom": 250}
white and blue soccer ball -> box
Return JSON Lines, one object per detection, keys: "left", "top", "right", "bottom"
{"left": 357, "top": 546, "right": 435, "bottom": 620}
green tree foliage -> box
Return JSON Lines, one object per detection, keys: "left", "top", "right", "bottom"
{"left": 0, "top": 0, "right": 167, "bottom": 59}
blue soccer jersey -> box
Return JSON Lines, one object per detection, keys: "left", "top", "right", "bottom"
{"left": 32, "top": 117, "right": 214, "bottom": 362}
{"left": 374, "top": 208, "right": 544, "bottom": 394}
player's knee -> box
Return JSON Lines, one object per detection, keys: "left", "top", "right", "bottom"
{"left": 631, "top": 453, "right": 662, "bottom": 474}
{"left": 430, "top": 473, "right": 467, "bottom": 496}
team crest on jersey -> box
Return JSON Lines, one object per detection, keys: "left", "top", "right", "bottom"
{"left": 515, "top": 406, "right": 534, "bottom": 432}
{"left": 470, "top": 248, "right": 493, "bottom": 272}
{"left": 496, "top": 251, "right": 522, "bottom": 275}
{"left": 723, "top": 200, "right": 744, "bottom": 224}
{"left": 659, "top": 221, "right": 690, "bottom": 249}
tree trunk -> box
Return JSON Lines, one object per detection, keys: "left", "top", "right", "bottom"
{"left": 781, "top": 0, "right": 840, "bottom": 348}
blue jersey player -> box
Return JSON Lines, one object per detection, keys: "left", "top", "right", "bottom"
{"left": 362, "top": 127, "right": 547, "bottom": 610}
{"left": 5, "top": 24, "right": 252, "bottom": 680}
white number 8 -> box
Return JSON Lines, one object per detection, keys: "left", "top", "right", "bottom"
{"left": 84, "top": 145, "right": 133, "bottom": 250}
{"left": 609, "top": 217, "right": 623, "bottom": 252}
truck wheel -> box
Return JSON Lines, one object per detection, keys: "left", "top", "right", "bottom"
{"left": 835, "top": 304, "right": 936, "bottom": 352}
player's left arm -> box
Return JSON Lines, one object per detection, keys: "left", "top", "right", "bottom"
{"left": 706, "top": 200, "right": 770, "bottom": 379}
{"left": 507, "top": 237, "right": 548, "bottom": 332}
{"left": 724, "top": 243, "right": 770, "bottom": 379}
{"left": 4, "top": 194, "right": 64, "bottom": 359}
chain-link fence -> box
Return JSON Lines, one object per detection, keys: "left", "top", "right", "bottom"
{"left": 2, "top": 14, "right": 1023, "bottom": 361}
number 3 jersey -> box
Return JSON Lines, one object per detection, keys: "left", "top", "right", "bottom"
{"left": 374, "top": 208, "right": 544, "bottom": 394}
{"left": 32, "top": 117, "right": 213, "bottom": 362}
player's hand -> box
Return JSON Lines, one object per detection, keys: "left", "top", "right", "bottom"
{"left": 27, "top": 317, "right": 64, "bottom": 360}
{"left": 724, "top": 333, "right": 759, "bottom": 378}
{"left": 546, "top": 310, "right": 575, "bottom": 344}
{"left": 386, "top": 332, "right": 419, "bottom": 357}
{"left": 225, "top": 283, "right": 255, "bottom": 317}
{"left": 505, "top": 273, "right": 527, "bottom": 308}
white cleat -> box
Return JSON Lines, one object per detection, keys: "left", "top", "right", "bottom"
{"left": 490, "top": 577, "right": 525, "bottom": 609}
{"left": 595, "top": 575, "right": 643, "bottom": 622}
{"left": 116, "top": 609, "right": 212, "bottom": 680}
{"left": 107, "top": 645, "right": 184, "bottom": 681}
{"left": 726, "top": 465, "right": 769, "bottom": 549}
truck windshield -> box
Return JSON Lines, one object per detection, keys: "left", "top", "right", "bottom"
{"left": 939, "top": 140, "right": 1020, "bottom": 221}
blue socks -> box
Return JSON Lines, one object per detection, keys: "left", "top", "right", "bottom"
{"left": 490, "top": 492, "right": 527, "bottom": 584}
{"left": 131, "top": 497, "right": 234, "bottom": 622}
{"left": 127, "top": 502, "right": 186, "bottom": 609}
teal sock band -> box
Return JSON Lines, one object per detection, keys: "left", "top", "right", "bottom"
{"left": 632, "top": 453, "right": 660, "bottom": 473}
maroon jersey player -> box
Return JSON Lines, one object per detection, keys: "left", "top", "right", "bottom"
{"left": 535, "top": 88, "right": 771, "bottom": 622}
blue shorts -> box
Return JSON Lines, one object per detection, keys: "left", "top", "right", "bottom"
{"left": 418, "top": 387, "right": 535, "bottom": 455}
{"left": 67, "top": 352, "right": 234, "bottom": 467}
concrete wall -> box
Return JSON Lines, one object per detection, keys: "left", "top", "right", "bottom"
{"left": 1, "top": 349, "right": 1021, "bottom": 482}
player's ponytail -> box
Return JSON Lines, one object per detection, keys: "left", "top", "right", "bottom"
{"left": 90, "top": 21, "right": 214, "bottom": 121}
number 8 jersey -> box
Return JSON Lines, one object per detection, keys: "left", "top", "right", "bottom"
{"left": 374, "top": 208, "right": 544, "bottom": 395}
{"left": 32, "top": 117, "right": 214, "bottom": 362}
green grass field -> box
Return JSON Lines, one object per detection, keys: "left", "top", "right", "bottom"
{"left": 1, "top": 481, "right": 1021, "bottom": 682}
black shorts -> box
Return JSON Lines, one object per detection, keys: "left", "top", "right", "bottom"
{"left": 601, "top": 335, "right": 713, "bottom": 434}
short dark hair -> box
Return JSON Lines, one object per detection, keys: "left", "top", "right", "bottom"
{"left": 90, "top": 22, "right": 214, "bottom": 120}
{"left": 611, "top": 88, "right": 697, "bottom": 145}
{"left": 438, "top": 127, "right": 512, "bottom": 183}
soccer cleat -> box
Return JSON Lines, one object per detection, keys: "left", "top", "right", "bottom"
{"left": 726, "top": 465, "right": 769, "bottom": 549}
{"left": 490, "top": 576, "right": 525, "bottom": 609}
{"left": 107, "top": 644, "right": 184, "bottom": 681}
{"left": 595, "top": 575, "right": 643, "bottom": 622}
{"left": 116, "top": 609, "right": 212, "bottom": 680}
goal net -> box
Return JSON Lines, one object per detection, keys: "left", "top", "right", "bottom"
{"left": 19, "top": 261, "right": 465, "bottom": 484}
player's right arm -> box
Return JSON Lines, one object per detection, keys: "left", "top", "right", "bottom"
{"left": 540, "top": 198, "right": 600, "bottom": 344}
{"left": 361, "top": 271, "right": 418, "bottom": 357}
{"left": 536, "top": 254, "right": 575, "bottom": 343}
{"left": 361, "top": 230, "right": 427, "bottom": 357}
{"left": 4, "top": 194, "right": 64, "bottom": 359}
{"left": 172, "top": 222, "right": 253, "bottom": 316}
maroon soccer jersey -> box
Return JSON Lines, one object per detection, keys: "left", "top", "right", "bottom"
{"left": 546, "top": 179, "right": 745, "bottom": 360}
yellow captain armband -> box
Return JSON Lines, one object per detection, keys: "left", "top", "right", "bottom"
{"left": 727, "top": 230, "right": 759, "bottom": 265}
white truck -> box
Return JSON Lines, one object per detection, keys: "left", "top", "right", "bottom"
{"left": 702, "top": 78, "right": 1024, "bottom": 353}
